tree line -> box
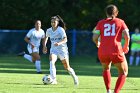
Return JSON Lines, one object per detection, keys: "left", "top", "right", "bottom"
{"left": 0, "top": 0, "right": 140, "bottom": 31}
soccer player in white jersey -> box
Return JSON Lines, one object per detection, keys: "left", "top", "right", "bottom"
{"left": 18, "top": 20, "right": 45, "bottom": 74}
{"left": 42, "top": 15, "right": 79, "bottom": 85}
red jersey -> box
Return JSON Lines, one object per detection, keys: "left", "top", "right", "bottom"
{"left": 95, "top": 18, "right": 129, "bottom": 63}
{"left": 96, "top": 18, "right": 128, "bottom": 55}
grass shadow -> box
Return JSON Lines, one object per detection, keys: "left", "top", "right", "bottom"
{"left": 0, "top": 55, "right": 140, "bottom": 77}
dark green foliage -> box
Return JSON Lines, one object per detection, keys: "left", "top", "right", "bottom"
{"left": 0, "top": 0, "right": 140, "bottom": 31}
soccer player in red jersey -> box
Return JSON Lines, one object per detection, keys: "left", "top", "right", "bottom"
{"left": 93, "top": 4, "right": 130, "bottom": 93}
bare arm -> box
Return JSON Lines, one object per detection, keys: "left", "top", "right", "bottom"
{"left": 42, "top": 36, "right": 48, "bottom": 54}
{"left": 122, "top": 29, "right": 130, "bottom": 54}
{"left": 92, "top": 34, "right": 100, "bottom": 48}
{"left": 54, "top": 37, "right": 67, "bottom": 46}
{"left": 24, "top": 36, "right": 34, "bottom": 48}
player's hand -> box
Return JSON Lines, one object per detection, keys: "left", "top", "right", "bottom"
{"left": 96, "top": 42, "right": 100, "bottom": 48}
{"left": 43, "top": 47, "right": 47, "bottom": 54}
{"left": 123, "top": 46, "right": 129, "bottom": 54}
{"left": 54, "top": 42, "right": 60, "bottom": 46}
{"left": 29, "top": 43, "right": 35, "bottom": 49}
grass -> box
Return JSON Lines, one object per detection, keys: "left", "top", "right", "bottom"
{"left": 0, "top": 55, "right": 140, "bottom": 93}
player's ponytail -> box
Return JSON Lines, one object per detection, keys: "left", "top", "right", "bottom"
{"left": 56, "top": 15, "right": 66, "bottom": 30}
{"left": 51, "top": 15, "right": 66, "bottom": 30}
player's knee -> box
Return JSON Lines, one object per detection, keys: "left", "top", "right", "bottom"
{"left": 103, "top": 66, "right": 110, "bottom": 71}
{"left": 63, "top": 64, "right": 69, "bottom": 70}
{"left": 124, "top": 71, "right": 128, "bottom": 76}
{"left": 119, "top": 70, "right": 128, "bottom": 76}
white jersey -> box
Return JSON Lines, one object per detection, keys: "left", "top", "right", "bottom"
{"left": 46, "top": 26, "right": 68, "bottom": 52}
{"left": 26, "top": 28, "right": 45, "bottom": 47}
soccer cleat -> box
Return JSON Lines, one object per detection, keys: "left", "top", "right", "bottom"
{"left": 107, "top": 89, "right": 112, "bottom": 93}
{"left": 50, "top": 79, "right": 57, "bottom": 85}
{"left": 37, "top": 72, "right": 42, "bottom": 74}
{"left": 74, "top": 76, "right": 79, "bottom": 86}
{"left": 17, "top": 51, "right": 25, "bottom": 56}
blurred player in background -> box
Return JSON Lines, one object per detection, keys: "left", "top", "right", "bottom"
{"left": 129, "top": 28, "right": 140, "bottom": 66}
{"left": 18, "top": 20, "right": 45, "bottom": 74}
{"left": 93, "top": 4, "right": 130, "bottom": 93}
{"left": 42, "top": 15, "right": 79, "bottom": 85}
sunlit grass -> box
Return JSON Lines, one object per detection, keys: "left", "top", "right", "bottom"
{"left": 0, "top": 55, "right": 140, "bottom": 93}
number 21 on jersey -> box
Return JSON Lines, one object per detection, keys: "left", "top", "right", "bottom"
{"left": 104, "top": 23, "right": 116, "bottom": 36}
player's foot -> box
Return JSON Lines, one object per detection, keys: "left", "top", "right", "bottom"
{"left": 17, "top": 51, "right": 25, "bottom": 56}
{"left": 37, "top": 72, "right": 42, "bottom": 74}
{"left": 74, "top": 75, "right": 79, "bottom": 86}
{"left": 107, "top": 89, "right": 112, "bottom": 93}
{"left": 51, "top": 79, "right": 57, "bottom": 85}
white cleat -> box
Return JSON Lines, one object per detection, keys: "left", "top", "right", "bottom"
{"left": 107, "top": 89, "right": 112, "bottom": 93}
{"left": 51, "top": 80, "right": 57, "bottom": 85}
{"left": 74, "top": 76, "right": 79, "bottom": 86}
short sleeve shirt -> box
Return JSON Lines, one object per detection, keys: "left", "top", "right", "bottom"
{"left": 95, "top": 18, "right": 129, "bottom": 55}
{"left": 26, "top": 28, "right": 45, "bottom": 47}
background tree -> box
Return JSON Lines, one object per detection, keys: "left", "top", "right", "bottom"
{"left": 0, "top": 0, "right": 140, "bottom": 31}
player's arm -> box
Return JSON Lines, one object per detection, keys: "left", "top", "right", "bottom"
{"left": 24, "top": 36, "right": 34, "bottom": 49}
{"left": 55, "top": 37, "right": 67, "bottom": 46}
{"left": 42, "top": 36, "right": 48, "bottom": 54}
{"left": 92, "top": 27, "right": 100, "bottom": 48}
{"left": 122, "top": 29, "right": 130, "bottom": 54}
{"left": 54, "top": 28, "right": 67, "bottom": 46}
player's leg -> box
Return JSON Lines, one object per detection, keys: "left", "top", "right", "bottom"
{"left": 31, "top": 52, "right": 42, "bottom": 73}
{"left": 22, "top": 45, "right": 34, "bottom": 62}
{"left": 49, "top": 54, "right": 58, "bottom": 84}
{"left": 29, "top": 47, "right": 42, "bottom": 73}
{"left": 136, "top": 51, "right": 140, "bottom": 66}
{"left": 129, "top": 50, "right": 135, "bottom": 66}
{"left": 101, "top": 62, "right": 112, "bottom": 93}
{"left": 98, "top": 54, "right": 112, "bottom": 93}
{"left": 23, "top": 53, "right": 33, "bottom": 62}
{"left": 113, "top": 59, "right": 128, "bottom": 93}
{"left": 60, "top": 55, "right": 79, "bottom": 85}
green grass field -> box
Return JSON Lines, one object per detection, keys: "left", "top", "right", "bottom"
{"left": 0, "top": 55, "right": 140, "bottom": 93}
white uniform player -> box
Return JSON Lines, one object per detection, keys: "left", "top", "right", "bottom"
{"left": 18, "top": 20, "right": 45, "bottom": 74}
{"left": 43, "top": 15, "right": 79, "bottom": 85}
{"left": 27, "top": 28, "right": 45, "bottom": 54}
{"left": 46, "top": 26, "right": 68, "bottom": 60}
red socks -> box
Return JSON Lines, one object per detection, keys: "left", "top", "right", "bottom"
{"left": 114, "top": 74, "right": 126, "bottom": 93}
{"left": 103, "top": 70, "right": 111, "bottom": 91}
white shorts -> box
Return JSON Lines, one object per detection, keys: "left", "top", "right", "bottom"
{"left": 50, "top": 49, "right": 69, "bottom": 60}
{"left": 27, "top": 44, "right": 39, "bottom": 54}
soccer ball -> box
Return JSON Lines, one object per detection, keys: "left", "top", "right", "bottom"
{"left": 42, "top": 75, "right": 53, "bottom": 85}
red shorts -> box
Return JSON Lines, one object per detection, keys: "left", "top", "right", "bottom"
{"left": 98, "top": 53, "right": 126, "bottom": 64}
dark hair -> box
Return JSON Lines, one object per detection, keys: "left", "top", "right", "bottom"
{"left": 105, "top": 4, "right": 118, "bottom": 19}
{"left": 51, "top": 15, "right": 66, "bottom": 30}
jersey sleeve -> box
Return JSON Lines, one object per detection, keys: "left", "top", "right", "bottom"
{"left": 92, "top": 27, "right": 100, "bottom": 35}
{"left": 46, "top": 29, "right": 50, "bottom": 37}
{"left": 93, "top": 22, "right": 101, "bottom": 35}
{"left": 26, "top": 29, "right": 32, "bottom": 38}
{"left": 42, "top": 30, "right": 45, "bottom": 38}
{"left": 121, "top": 20, "right": 129, "bottom": 32}
{"left": 60, "top": 28, "right": 67, "bottom": 38}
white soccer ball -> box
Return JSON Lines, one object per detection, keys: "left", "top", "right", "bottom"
{"left": 42, "top": 75, "right": 53, "bottom": 85}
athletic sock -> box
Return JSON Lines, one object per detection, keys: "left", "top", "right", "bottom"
{"left": 24, "top": 54, "right": 32, "bottom": 62}
{"left": 68, "top": 68, "right": 79, "bottom": 85}
{"left": 35, "top": 60, "right": 41, "bottom": 72}
{"left": 129, "top": 56, "right": 134, "bottom": 65}
{"left": 50, "top": 61, "right": 56, "bottom": 80}
{"left": 114, "top": 74, "right": 126, "bottom": 93}
{"left": 136, "top": 56, "right": 140, "bottom": 66}
{"left": 103, "top": 70, "right": 111, "bottom": 91}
